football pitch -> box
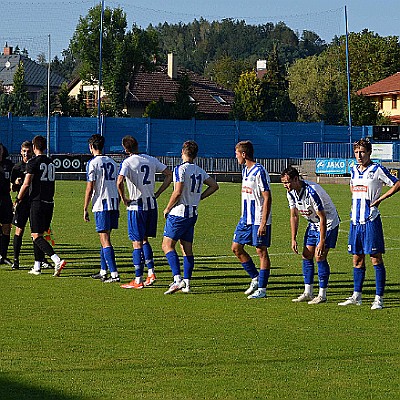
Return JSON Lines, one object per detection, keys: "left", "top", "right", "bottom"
{"left": 1, "top": 181, "right": 399, "bottom": 400}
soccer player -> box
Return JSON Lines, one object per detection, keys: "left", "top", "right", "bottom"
{"left": 338, "top": 138, "right": 400, "bottom": 310}
{"left": 117, "top": 135, "right": 172, "bottom": 289}
{"left": 232, "top": 140, "right": 272, "bottom": 299}
{"left": 15, "top": 135, "right": 66, "bottom": 276}
{"left": 10, "top": 141, "right": 33, "bottom": 270}
{"left": 281, "top": 167, "right": 340, "bottom": 304}
{"left": 162, "top": 140, "right": 219, "bottom": 294}
{"left": 84, "top": 134, "right": 120, "bottom": 283}
{"left": 0, "top": 143, "right": 14, "bottom": 265}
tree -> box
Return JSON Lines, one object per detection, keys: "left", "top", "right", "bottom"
{"left": 7, "top": 62, "right": 31, "bottom": 116}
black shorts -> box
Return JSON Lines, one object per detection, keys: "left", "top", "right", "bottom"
{"left": 30, "top": 201, "right": 54, "bottom": 234}
{"left": 0, "top": 194, "right": 13, "bottom": 224}
{"left": 13, "top": 201, "right": 30, "bottom": 229}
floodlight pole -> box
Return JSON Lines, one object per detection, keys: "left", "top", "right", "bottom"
{"left": 97, "top": 0, "right": 105, "bottom": 135}
{"left": 345, "top": 6, "right": 352, "bottom": 142}
{"left": 47, "top": 34, "right": 51, "bottom": 156}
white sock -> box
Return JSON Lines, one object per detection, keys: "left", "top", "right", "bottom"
{"left": 353, "top": 291, "right": 362, "bottom": 299}
{"left": 183, "top": 278, "right": 190, "bottom": 287}
{"left": 111, "top": 271, "right": 118, "bottom": 278}
{"left": 318, "top": 287, "right": 327, "bottom": 298}
{"left": 51, "top": 254, "right": 61, "bottom": 265}
{"left": 148, "top": 268, "right": 154, "bottom": 276}
{"left": 135, "top": 276, "right": 142, "bottom": 284}
{"left": 305, "top": 284, "right": 313, "bottom": 295}
{"left": 34, "top": 261, "right": 41, "bottom": 271}
{"left": 174, "top": 274, "right": 181, "bottom": 283}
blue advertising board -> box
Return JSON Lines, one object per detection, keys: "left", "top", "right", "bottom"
{"left": 316, "top": 158, "right": 347, "bottom": 174}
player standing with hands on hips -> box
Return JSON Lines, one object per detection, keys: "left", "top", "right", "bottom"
{"left": 232, "top": 140, "right": 272, "bottom": 299}
{"left": 281, "top": 166, "right": 340, "bottom": 304}
{"left": 162, "top": 140, "right": 219, "bottom": 294}
{"left": 339, "top": 138, "right": 400, "bottom": 310}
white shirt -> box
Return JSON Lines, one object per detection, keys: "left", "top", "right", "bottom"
{"left": 350, "top": 163, "right": 398, "bottom": 224}
{"left": 287, "top": 180, "right": 340, "bottom": 231}
{"left": 119, "top": 154, "right": 167, "bottom": 211}
{"left": 169, "top": 162, "right": 209, "bottom": 218}
{"left": 240, "top": 163, "right": 271, "bottom": 226}
{"left": 86, "top": 155, "right": 119, "bottom": 212}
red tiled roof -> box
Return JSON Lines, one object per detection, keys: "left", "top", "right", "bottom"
{"left": 357, "top": 72, "right": 400, "bottom": 96}
{"left": 128, "top": 66, "right": 234, "bottom": 117}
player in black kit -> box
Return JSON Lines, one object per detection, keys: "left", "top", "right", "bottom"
{"left": 16, "top": 135, "right": 66, "bottom": 276}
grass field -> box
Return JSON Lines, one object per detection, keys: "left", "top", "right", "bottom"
{"left": 1, "top": 180, "right": 399, "bottom": 400}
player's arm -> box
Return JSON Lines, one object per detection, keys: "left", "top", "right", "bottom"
{"left": 257, "top": 189, "right": 271, "bottom": 237}
{"left": 289, "top": 207, "right": 299, "bottom": 254}
{"left": 163, "top": 181, "right": 183, "bottom": 218}
{"left": 371, "top": 180, "right": 400, "bottom": 207}
{"left": 83, "top": 181, "right": 94, "bottom": 222}
{"left": 10, "top": 167, "right": 20, "bottom": 192}
{"left": 15, "top": 173, "right": 33, "bottom": 205}
{"left": 200, "top": 176, "right": 219, "bottom": 200}
{"left": 117, "top": 174, "right": 130, "bottom": 206}
{"left": 315, "top": 209, "right": 327, "bottom": 257}
{"left": 155, "top": 167, "right": 173, "bottom": 198}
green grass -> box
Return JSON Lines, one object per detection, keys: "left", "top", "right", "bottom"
{"left": 1, "top": 181, "right": 399, "bottom": 400}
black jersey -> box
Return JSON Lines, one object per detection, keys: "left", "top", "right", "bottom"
{"left": 26, "top": 155, "right": 55, "bottom": 202}
{"left": 0, "top": 159, "right": 14, "bottom": 196}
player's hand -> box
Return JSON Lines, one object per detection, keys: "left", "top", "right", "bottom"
{"left": 163, "top": 208, "right": 169, "bottom": 219}
{"left": 291, "top": 240, "right": 298, "bottom": 254}
{"left": 123, "top": 198, "right": 131, "bottom": 207}
{"left": 316, "top": 243, "right": 325, "bottom": 257}
{"left": 370, "top": 199, "right": 381, "bottom": 208}
{"left": 84, "top": 210, "right": 90, "bottom": 222}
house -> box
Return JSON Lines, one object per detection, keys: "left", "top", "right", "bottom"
{"left": 126, "top": 54, "right": 234, "bottom": 119}
{"left": 357, "top": 72, "right": 400, "bottom": 124}
{"left": 0, "top": 44, "right": 67, "bottom": 109}
{"left": 69, "top": 53, "right": 234, "bottom": 119}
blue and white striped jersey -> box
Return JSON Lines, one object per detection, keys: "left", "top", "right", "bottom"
{"left": 86, "top": 155, "right": 119, "bottom": 212}
{"left": 119, "top": 154, "right": 167, "bottom": 211}
{"left": 169, "top": 162, "right": 209, "bottom": 218}
{"left": 287, "top": 180, "right": 340, "bottom": 231}
{"left": 350, "top": 163, "right": 398, "bottom": 225}
{"left": 240, "top": 163, "right": 271, "bottom": 226}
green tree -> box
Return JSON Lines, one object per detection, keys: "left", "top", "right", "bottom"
{"left": 8, "top": 62, "right": 31, "bottom": 116}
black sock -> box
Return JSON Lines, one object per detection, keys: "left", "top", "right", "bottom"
{"left": 1, "top": 234, "right": 10, "bottom": 259}
{"left": 33, "top": 236, "right": 55, "bottom": 258}
{"left": 13, "top": 234, "right": 23, "bottom": 261}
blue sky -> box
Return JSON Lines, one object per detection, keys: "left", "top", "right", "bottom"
{"left": 0, "top": 0, "right": 399, "bottom": 59}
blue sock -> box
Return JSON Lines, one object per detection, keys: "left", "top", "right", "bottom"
{"left": 317, "top": 260, "right": 330, "bottom": 289}
{"left": 353, "top": 267, "right": 366, "bottom": 292}
{"left": 258, "top": 269, "right": 270, "bottom": 288}
{"left": 100, "top": 247, "right": 107, "bottom": 271}
{"left": 143, "top": 242, "right": 155, "bottom": 271}
{"left": 241, "top": 259, "right": 259, "bottom": 279}
{"left": 374, "top": 263, "right": 386, "bottom": 296}
{"left": 183, "top": 255, "right": 195, "bottom": 279}
{"left": 166, "top": 250, "right": 181, "bottom": 277}
{"left": 302, "top": 259, "right": 314, "bottom": 285}
{"left": 103, "top": 246, "right": 117, "bottom": 273}
{"left": 133, "top": 249, "right": 144, "bottom": 277}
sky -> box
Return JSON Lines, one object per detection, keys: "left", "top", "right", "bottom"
{"left": 0, "top": 0, "right": 399, "bottom": 59}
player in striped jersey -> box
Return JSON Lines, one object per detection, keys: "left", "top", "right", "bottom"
{"left": 232, "top": 141, "right": 272, "bottom": 299}
{"left": 117, "top": 135, "right": 172, "bottom": 289}
{"left": 84, "top": 134, "right": 120, "bottom": 283}
{"left": 281, "top": 167, "right": 340, "bottom": 304}
{"left": 338, "top": 138, "right": 400, "bottom": 309}
{"left": 162, "top": 140, "right": 219, "bottom": 294}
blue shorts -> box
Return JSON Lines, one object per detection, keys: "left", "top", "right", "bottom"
{"left": 128, "top": 209, "right": 158, "bottom": 242}
{"left": 348, "top": 216, "right": 385, "bottom": 255}
{"left": 163, "top": 214, "right": 197, "bottom": 243}
{"left": 304, "top": 224, "right": 339, "bottom": 249}
{"left": 94, "top": 210, "right": 119, "bottom": 232}
{"left": 233, "top": 219, "right": 271, "bottom": 248}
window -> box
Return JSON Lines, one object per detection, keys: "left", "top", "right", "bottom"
{"left": 392, "top": 94, "right": 397, "bottom": 109}
{"left": 211, "top": 95, "right": 227, "bottom": 104}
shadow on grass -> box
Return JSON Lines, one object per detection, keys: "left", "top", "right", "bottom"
{"left": 0, "top": 375, "right": 87, "bottom": 400}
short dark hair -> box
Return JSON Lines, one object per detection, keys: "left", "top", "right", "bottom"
{"left": 122, "top": 135, "right": 138, "bottom": 153}
{"left": 88, "top": 134, "right": 105, "bottom": 151}
{"left": 182, "top": 140, "right": 198, "bottom": 159}
{"left": 281, "top": 166, "right": 300, "bottom": 179}
{"left": 32, "top": 135, "right": 47, "bottom": 151}
{"left": 235, "top": 140, "right": 254, "bottom": 160}
{"left": 353, "top": 138, "right": 372, "bottom": 153}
